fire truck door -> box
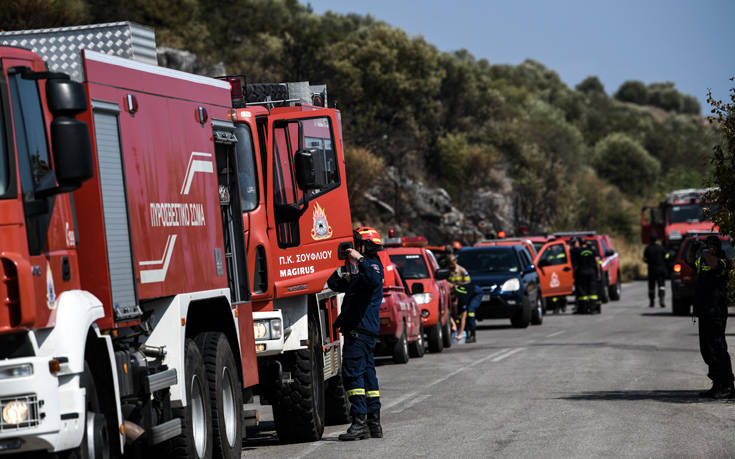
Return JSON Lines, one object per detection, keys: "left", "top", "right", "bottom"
{"left": 534, "top": 241, "right": 574, "bottom": 297}
{"left": 213, "top": 121, "right": 249, "bottom": 303}
{"left": 641, "top": 206, "right": 664, "bottom": 244}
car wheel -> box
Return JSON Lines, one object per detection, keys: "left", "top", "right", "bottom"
{"left": 599, "top": 273, "right": 609, "bottom": 304}
{"left": 442, "top": 317, "right": 452, "bottom": 349}
{"left": 409, "top": 324, "right": 426, "bottom": 358}
{"left": 511, "top": 303, "right": 531, "bottom": 328}
{"left": 393, "top": 325, "right": 410, "bottom": 364}
{"left": 609, "top": 271, "right": 621, "bottom": 301}
{"left": 531, "top": 295, "right": 543, "bottom": 325}
{"left": 428, "top": 320, "right": 444, "bottom": 353}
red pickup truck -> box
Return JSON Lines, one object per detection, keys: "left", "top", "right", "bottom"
{"left": 375, "top": 252, "right": 425, "bottom": 363}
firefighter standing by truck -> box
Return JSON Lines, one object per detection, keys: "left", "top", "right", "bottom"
{"left": 685, "top": 235, "right": 734, "bottom": 398}
{"left": 328, "top": 227, "right": 385, "bottom": 440}
{"left": 447, "top": 254, "right": 482, "bottom": 343}
{"left": 643, "top": 233, "right": 669, "bottom": 308}
{"left": 574, "top": 239, "right": 601, "bottom": 313}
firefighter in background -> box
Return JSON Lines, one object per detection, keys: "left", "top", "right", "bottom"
{"left": 447, "top": 254, "right": 483, "bottom": 343}
{"left": 685, "top": 235, "right": 734, "bottom": 398}
{"left": 643, "top": 232, "right": 668, "bottom": 308}
{"left": 328, "top": 227, "right": 384, "bottom": 440}
{"left": 574, "top": 239, "right": 601, "bottom": 314}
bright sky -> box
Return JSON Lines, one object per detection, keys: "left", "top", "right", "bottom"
{"left": 306, "top": 0, "right": 734, "bottom": 113}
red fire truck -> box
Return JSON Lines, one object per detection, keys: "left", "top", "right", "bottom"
{"left": 641, "top": 188, "right": 718, "bottom": 259}
{"left": 0, "top": 22, "right": 352, "bottom": 456}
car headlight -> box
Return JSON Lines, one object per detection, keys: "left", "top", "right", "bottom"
{"left": 0, "top": 364, "right": 33, "bottom": 381}
{"left": 501, "top": 278, "right": 520, "bottom": 292}
{"left": 270, "top": 319, "right": 282, "bottom": 340}
{"left": 2, "top": 400, "right": 29, "bottom": 424}
{"left": 412, "top": 293, "right": 433, "bottom": 305}
{"left": 669, "top": 230, "right": 682, "bottom": 240}
{"left": 253, "top": 321, "right": 270, "bottom": 340}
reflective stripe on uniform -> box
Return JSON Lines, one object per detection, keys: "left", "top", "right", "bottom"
{"left": 468, "top": 312, "right": 475, "bottom": 317}
{"left": 455, "top": 286, "right": 468, "bottom": 294}
{"left": 590, "top": 295, "right": 599, "bottom": 300}
{"left": 579, "top": 296, "right": 589, "bottom": 300}
{"left": 347, "top": 388, "right": 365, "bottom": 397}
{"left": 366, "top": 390, "right": 380, "bottom": 398}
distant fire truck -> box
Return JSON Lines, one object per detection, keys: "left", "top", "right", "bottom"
{"left": 0, "top": 22, "right": 352, "bottom": 457}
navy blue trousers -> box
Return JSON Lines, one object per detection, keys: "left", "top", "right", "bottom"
{"left": 342, "top": 334, "right": 380, "bottom": 416}
{"left": 466, "top": 284, "right": 483, "bottom": 331}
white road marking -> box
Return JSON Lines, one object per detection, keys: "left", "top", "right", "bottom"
{"left": 490, "top": 347, "right": 525, "bottom": 362}
{"left": 425, "top": 348, "right": 511, "bottom": 389}
{"left": 546, "top": 330, "right": 566, "bottom": 338}
{"left": 382, "top": 391, "right": 418, "bottom": 411}
{"left": 390, "top": 394, "right": 432, "bottom": 414}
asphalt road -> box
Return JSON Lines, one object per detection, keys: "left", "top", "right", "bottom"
{"left": 242, "top": 281, "right": 735, "bottom": 458}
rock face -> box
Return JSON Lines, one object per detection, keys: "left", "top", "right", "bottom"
{"left": 364, "top": 167, "right": 515, "bottom": 244}
{"left": 157, "top": 47, "right": 225, "bottom": 77}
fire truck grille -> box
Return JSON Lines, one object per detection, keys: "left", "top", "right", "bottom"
{"left": 0, "top": 395, "right": 40, "bottom": 432}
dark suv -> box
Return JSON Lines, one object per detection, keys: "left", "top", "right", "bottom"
{"left": 670, "top": 232, "right": 734, "bottom": 316}
{"left": 456, "top": 245, "right": 542, "bottom": 328}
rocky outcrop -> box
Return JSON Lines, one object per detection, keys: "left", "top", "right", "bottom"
{"left": 157, "top": 47, "right": 225, "bottom": 77}
{"left": 364, "top": 167, "right": 515, "bottom": 244}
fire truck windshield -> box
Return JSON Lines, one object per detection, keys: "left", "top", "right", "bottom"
{"left": 234, "top": 125, "right": 258, "bottom": 212}
{"left": 668, "top": 204, "right": 706, "bottom": 223}
{"left": 389, "top": 254, "right": 430, "bottom": 279}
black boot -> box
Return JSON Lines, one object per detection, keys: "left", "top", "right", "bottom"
{"left": 466, "top": 330, "right": 476, "bottom": 343}
{"left": 649, "top": 299, "right": 654, "bottom": 308}
{"left": 367, "top": 411, "right": 383, "bottom": 438}
{"left": 339, "top": 415, "right": 370, "bottom": 441}
{"left": 711, "top": 382, "right": 735, "bottom": 399}
{"left": 699, "top": 382, "right": 720, "bottom": 398}
{"left": 660, "top": 298, "right": 665, "bottom": 308}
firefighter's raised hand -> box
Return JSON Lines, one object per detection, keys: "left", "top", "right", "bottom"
{"left": 346, "top": 248, "right": 363, "bottom": 262}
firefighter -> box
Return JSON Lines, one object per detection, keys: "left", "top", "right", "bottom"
{"left": 328, "top": 227, "right": 384, "bottom": 440}
{"left": 643, "top": 232, "right": 668, "bottom": 308}
{"left": 685, "top": 235, "right": 734, "bottom": 398}
{"left": 447, "top": 254, "right": 482, "bottom": 343}
{"left": 574, "top": 239, "right": 601, "bottom": 314}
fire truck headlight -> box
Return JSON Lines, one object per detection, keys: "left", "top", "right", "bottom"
{"left": 253, "top": 322, "right": 270, "bottom": 340}
{"left": 0, "top": 364, "right": 33, "bottom": 381}
{"left": 270, "top": 319, "right": 282, "bottom": 340}
{"left": 412, "top": 293, "right": 433, "bottom": 305}
{"left": 2, "top": 401, "right": 29, "bottom": 425}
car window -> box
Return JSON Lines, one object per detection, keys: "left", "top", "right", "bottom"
{"left": 389, "top": 254, "right": 430, "bottom": 279}
{"left": 599, "top": 238, "right": 609, "bottom": 256}
{"left": 519, "top": 248, "right": 532, "bottom": 267}
{"left": 457, "top": 249, "right": 521, "bottom": 273}
{"left": 541, "top": 243, "right": 568, "bottom": 266}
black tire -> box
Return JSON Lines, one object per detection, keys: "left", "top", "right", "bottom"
{"left": 392, "top": 326, "right": 410, "bottom": 364}
{"left": 427, "top": 320, "right": 444, "bottom": 353}
{"left": 245, "top": 83, "right": 289, "bottom": 105}
{"left": 511, "top": 303, "right": 531, "bottom": 328}
{"left": 599, "top": 273, "right": 609, "bottom": 304}
{"left": 166, "top": 339, "right": 213, "bottom": 459}
{"left": 325, "top": 372, "right": 350, "bottom": 426}
{"left": 672, "top": 296, "right": 690, "bottom": 316}
{"left": 442, "top": 316, "right": 452, "bottom": 349}
{"left": 272, "top": 309, "right": 325, "bottom": 443}
{"left": 195, "top": 333, "right": 243, "bottom": 459}
{"left": 609, "top": 271, "right": 621, "bottom": 301}
{"left": 409, "top": 323, "right": 426, "bottom": 358}
{"left": 531, "top": 294, "right": 544, "bottom": 326}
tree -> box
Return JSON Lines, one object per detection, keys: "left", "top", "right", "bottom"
{"left": 706, "top": 81, "right": 735, "bottom": 240}
{"left": 576, "top": 76, "right": 605, "bottom": 95}
{"left": 614, "top": 80, "right": 647, "bottom": 105}
{"left": 593, "top": 133, "right": 660, "bottom": 195}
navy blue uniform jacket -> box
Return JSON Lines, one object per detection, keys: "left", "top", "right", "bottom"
{"left": 328, "top": 255, "right": 384, "bottom": 336}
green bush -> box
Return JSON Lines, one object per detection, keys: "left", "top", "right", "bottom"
{"left": 614, "top": 80, "right": 647, "bottom": 105}
{"left": 593, "top": 133, "right": 660, "bottom": 195}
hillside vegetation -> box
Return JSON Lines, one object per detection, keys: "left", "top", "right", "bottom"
{"left": 3, "top": 0, "right": 718, "bottom": 248}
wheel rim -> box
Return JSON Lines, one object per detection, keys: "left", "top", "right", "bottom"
{"left": 403, "top": 332, "right": 408, "bottom": 356}
{"left": 438, "top": 322, "right": 443, "bottom": 340}
{"left": 418, "top": 327, "right": 424, "bottom": 348}
{"left": 221, "top": 366, "right": 237, "bottom": 447}
{"left": 191, "top": 374, "right": 206, "bottom": 458}
{"left": 537, "top": 298, "right": 543, "bottom": 319}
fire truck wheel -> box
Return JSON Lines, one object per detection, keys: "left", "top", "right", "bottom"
{"left": 272, "top": 310, "right": 325, "bottom": 443}
{"left": 599, "top": 273, "right": 610, "bottom": 304}
{"left": 609, "top": 272, "right": 622, "bottom": 301}
{"left": 325, "top": 371, "right": 351, "bottom": 425}
{"left": 195, "top": 332, "right": 243, "bottom": 459}
{"left": 392, "top": 326, "right": 410, "bottom": 364}
{"left": 442, "top": 317, "right": 453, "bottom": 349}
{"left": 61, "top": 363, "right": 111, "bottom": 459}
{"left": 427, "top": 320, "right": 444, "bottom": 353}
{"left": 409, "top": 324, "right": 426, "bottom": 358}
{"left": 245, "top": 83, "right": 289, "bottom": 105}
{"left": 531, "top": 295, "right": 544, "bottom": 326}
{"left": 166, "top": 339, "right": 213, "bottom": 459}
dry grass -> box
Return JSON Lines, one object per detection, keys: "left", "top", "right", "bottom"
{"left": 611, "top": 235, "right": 647, "bottom": 282}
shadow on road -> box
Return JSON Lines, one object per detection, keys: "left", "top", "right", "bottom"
{"left": 640, "top": 312, "right": 677, "bottom": 317}
{"left": 559, "top": 389, "right": 717, "bottom": 404}
{"left": 477, "top": 324, "right": 513, "bottom": 330}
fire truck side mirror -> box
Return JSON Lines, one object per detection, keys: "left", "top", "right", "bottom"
{"left": 294, "top": 148, "right": 326, "bottom": 191}
{"left": 434, "top": 268, "right": 450, "bottom": 280}
{"left": 46, "top": 79, "right": 94, "bottom": 190}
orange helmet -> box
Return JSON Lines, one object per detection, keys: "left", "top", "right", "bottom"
{"left": 354, "top": 226, "right": 383, "bottom": 245}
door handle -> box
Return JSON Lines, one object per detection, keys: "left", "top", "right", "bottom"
{"left": 563, "top": 267, "right": 571, "bottom": 272}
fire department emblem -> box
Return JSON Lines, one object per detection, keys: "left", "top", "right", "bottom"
{"left": 550, "top": 272, "right": 560, "bottom": 288}
{"left": 311, "top": 203, "right": 333, "bottom": 240}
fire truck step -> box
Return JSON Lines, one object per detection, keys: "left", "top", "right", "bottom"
{"left": 150, "top": 418, "right": 182, "bottom": 445}
{"left": 147, "top": 369, "right": 177, "bottom": 393}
